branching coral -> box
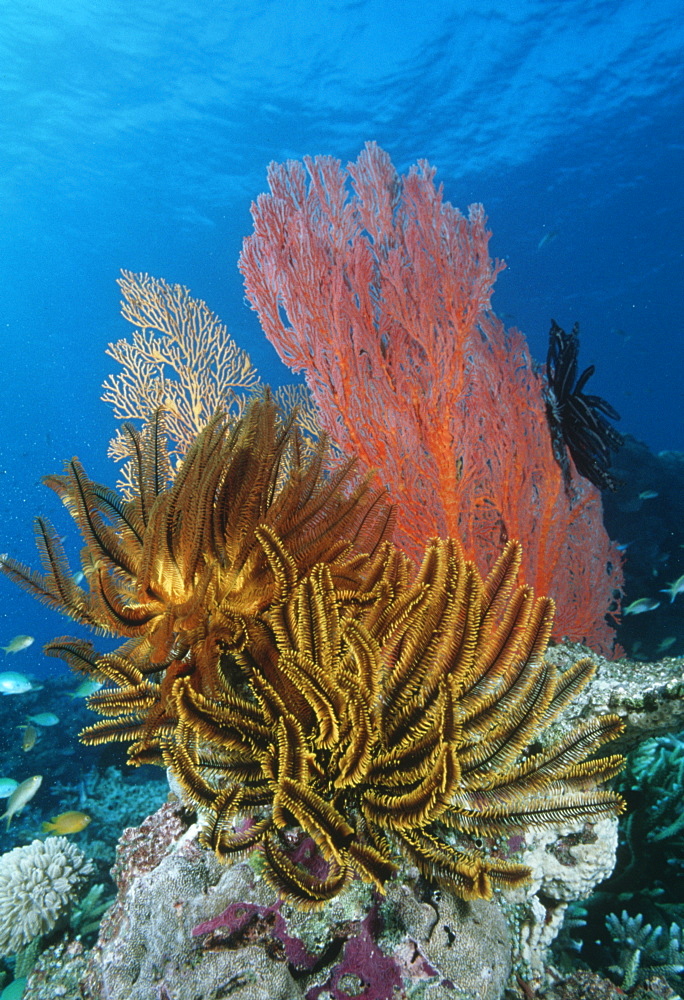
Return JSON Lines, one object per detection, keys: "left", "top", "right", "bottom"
{"left": 604, "top": 911, "right": 684, "bottom": 989}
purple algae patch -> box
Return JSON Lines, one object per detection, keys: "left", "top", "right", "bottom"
{"left": 193, "top": 900, "right": 319, "bottom": 970}
{"left": 306, "top": 910, "right": 403, "bottom": 1000}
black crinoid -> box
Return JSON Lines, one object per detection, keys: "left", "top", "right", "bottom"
{"left": 543, "top": 320, "right": 623, "bottom": 491}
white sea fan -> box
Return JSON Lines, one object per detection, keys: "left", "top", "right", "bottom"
{"left": 0, "top": 837, "right": 95, "bottom": 955}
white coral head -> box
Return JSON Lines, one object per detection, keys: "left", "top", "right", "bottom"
{"left": 0, "top": 836, "right": 95, "bottom": 955}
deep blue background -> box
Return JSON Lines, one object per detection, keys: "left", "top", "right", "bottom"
{"left": 1, "top": 0, "right": 682, "bottom": 671}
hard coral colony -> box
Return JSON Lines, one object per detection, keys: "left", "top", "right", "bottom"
{"left": 0, "top": 145, "right": 626, "bottom": 913}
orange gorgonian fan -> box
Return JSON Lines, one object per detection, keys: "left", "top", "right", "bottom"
{"left": 239, "top": 142, "right": 623, "bottom": 653}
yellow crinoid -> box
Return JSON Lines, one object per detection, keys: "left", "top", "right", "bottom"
{"left": 167, "top": 534, "right": 625, "bottom": 907}
{"left": 0, "top": 393, "right": 625, "bottom": 908}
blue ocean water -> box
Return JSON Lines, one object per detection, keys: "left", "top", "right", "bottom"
{"left": 0, "top": 0, "right": 682, "bottom": 669}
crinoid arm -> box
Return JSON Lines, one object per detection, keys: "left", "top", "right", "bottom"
{"left": 169, "top": 533, "right": 624, "bottom": 909}
{"left": 544, "top": 320, "right": 623, "bottom": 491}
{"left": 398, "top": 827, "right": 530, "bottom": 901}
{"left": 261, "top": 837, "right": 354, "bottom": 911}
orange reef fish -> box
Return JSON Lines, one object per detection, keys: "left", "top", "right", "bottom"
{"left": 42, "top": 810, "right": 91, "bottom": 835}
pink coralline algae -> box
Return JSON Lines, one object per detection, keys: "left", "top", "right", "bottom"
{"left": 79, "top": 806, "right": 511, "bottom": 1000}
{"left": 306, "top": 910, "right": 403, "bottom": 1000}
{"left": 194, "top": 902, "right": 406, "bottom": 1000}
{"left": 193, "top": 900, "right": 319, "bottom": 971}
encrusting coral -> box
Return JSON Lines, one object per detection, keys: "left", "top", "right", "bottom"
{"left": 0, "top": 391, "right": 626, "bottom": 910}
{"left": 0, "top": 837, "right": 94, "bottom": 956}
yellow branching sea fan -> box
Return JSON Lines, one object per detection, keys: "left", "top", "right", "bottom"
{"left": 0, "top": 393, "right": 625, "bottom": 909}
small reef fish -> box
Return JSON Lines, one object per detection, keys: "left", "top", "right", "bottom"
{"left": 638, "top": 490, "right": 659, "bottom": 500}
{"left": 661, "top": 574, "right": 684, "bottom": 603}
{"left": 623, "top": 597, "right": 661, "bottom": 615}
{"left": 19, "top": 724, "right": 38, "bottom": 752}
{"left": 537, "top": 230, "right": 559, "bottom": 250}
{"left": 27, "top": 712, "right": 60, "bottom": 727}
{"left": 2, "top": 635, "right": 34, "bottom": 654}
{"left": 0, "top": 671, "right": 42, "bottom": 695}
{"left": 42, "top": 810, "right": 91, "bottom": 835}
{"left": 0, "top": 778, "right": 18, "bottom": 799}
{"left": 68, "top": 679, "right": 103, "bottom": 699}
{"left": 656, "top": 636, "right": 677, "bottom": 654}
{"left": 0, "top": 775, "right": 42, "bottom": 828}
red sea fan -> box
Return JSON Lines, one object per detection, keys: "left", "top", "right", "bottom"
{"left": 240, "top": 142, "right": 622, "bottom": 653}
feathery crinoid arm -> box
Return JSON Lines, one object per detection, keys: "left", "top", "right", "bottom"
{"left": 359, "top": 536, "right": 623, "bottom": 901}
{"left": 0, "top": 518, "right": 98, "bottom": 628}
{"left": 1, "top": 391, "right": 401, "bottom": 809}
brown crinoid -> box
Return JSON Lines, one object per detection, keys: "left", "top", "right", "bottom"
{"left": 0, "top": 393, "right": 625, "bottom": 909}
{"left": 0, "top": 394, "right": 395, "bottom": 763}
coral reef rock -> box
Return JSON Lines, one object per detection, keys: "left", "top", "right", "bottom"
{"left": 505, "top": 816, "right": 620, "bottom": 986}
{"left": 540, "top": 969, "right": 682, "bottom": 999}
{"left": 543, "top": 643, "right": 684, "bottom": 749}
{"left": 83, "top": 802, "right": 513, "bottom": 1000}
{"left": 24, "top": 939, "right": 89, "bottom": 1000}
